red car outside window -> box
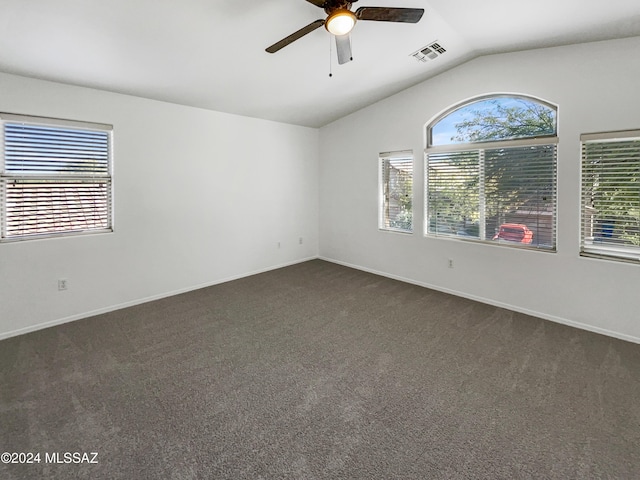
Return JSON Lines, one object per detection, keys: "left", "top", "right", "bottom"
{"left": 492, "top": 223, "right": 534, "bottom": 244}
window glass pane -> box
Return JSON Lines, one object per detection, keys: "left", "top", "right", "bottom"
{"left": 427, "top": 151, "right": 480, "bottom": 237}
{"left": 581, "top": 137, "right": 640, "bottom": 262}
{"left": 485, "top": 145, "right": 556, "bottom": 249}
{"left": 380, "top": 154, "right": 413, "bottom": 232}
{"left": 4, "top": 179, "right": 110, "bottom": 238}
{"left": 430, "top": 96, "right": 556, "bottom": 146}
{"left": 4, "top": 123, "right": 109, "bottom": 175}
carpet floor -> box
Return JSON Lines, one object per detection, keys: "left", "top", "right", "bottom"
{"left": 1, "top": 259, "right": 639, "bottom": 479}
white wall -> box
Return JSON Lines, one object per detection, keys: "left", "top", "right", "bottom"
{"left": 0, "top": 73, "right": 319, "bottom": 339}
{"left": 319, "top": 36, "right": 640, "bottom": 343}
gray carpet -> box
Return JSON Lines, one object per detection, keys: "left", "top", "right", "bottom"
{"left": 1, "top": 259, "right": 639, "bottom": 479}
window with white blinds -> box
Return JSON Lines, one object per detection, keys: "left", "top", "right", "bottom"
{"left": 425, "top": 95, "right": 557, "bottom": 250}
{"left": 379, "top": 151, "right": 413, "bottom": 233}
{"left": 1, "top": 113, "right": 113, "bottom": 241}
{"left": 580, "top": 130, "right": 640, "bottom": 263}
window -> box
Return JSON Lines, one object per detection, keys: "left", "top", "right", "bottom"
{"left": 1, "top": 113, "right": 113, "bottom": 242}
{"left": 425, "top": 95, "right": 557, "bottom": 250}
{"left": 379, "top": 151, "right": 413, "bottom": 233}
{"left": 580, "top": 130, "right": 640, "bottom": 263}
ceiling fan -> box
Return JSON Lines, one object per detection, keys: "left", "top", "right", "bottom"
{"left": 265, "top": 0, "right": 424, "bottom": 65}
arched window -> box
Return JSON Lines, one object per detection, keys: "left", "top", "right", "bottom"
{"left": 424, "top": 94, "right": 558, "bottom": 250}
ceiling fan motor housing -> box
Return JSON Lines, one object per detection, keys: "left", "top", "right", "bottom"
{"left": 324, "top": 0, "right": 354, "bottom": 15}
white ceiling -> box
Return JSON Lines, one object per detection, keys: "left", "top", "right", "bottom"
{"left": 1, "top": 0, "right": 639, "bottom": 127}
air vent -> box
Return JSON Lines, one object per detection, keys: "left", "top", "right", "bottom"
{"left": 411, "top": 41, "right": 447, "bottom": 63}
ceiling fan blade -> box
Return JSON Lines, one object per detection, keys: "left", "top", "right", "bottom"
{"left": 335, "top": 33, "right": 352, "bottom": 65}
{"left": 266, "top": 19, "right": 325, "bottom": 53}
{"left": 355, "top": 7, "right": 424, "bottom": 23}
{"left": 305, "top": 0, "right": 326, "bottom": 6}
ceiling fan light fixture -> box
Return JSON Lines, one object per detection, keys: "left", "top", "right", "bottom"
{"left": 325, "top": 9, "right": 357, "bottom": 36}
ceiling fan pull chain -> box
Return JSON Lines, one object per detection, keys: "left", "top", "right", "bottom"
{"left": 329, "top": 33, "right": 333, "bottom": 77}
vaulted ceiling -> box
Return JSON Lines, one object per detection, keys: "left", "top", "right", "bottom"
{"left": 1, "top": 0, "right": 639, "bottom": 127}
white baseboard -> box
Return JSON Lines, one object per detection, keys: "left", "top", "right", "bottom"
{"left": 0, "top": 256, "right": 319, "bottom": 341}
{"left": 318, "top": 256, "right": 640, "bottom": 345}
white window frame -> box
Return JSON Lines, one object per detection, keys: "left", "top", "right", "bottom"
{"left": 580, "top": 129, "right": 640, "bottom": 263}
{"left": 379, "top": 150, "right": 413, "bottom": 234}
{"left": 0, "top": 113, "right": 113, "bottom": 242}
{"left": 424, "top": 95, "right": 558, "bottom": 251}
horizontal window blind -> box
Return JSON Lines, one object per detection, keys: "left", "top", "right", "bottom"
{"left": 580, "top": 133, "right": 640, "bottom": 262}
{"left": 4, "top": 180, "right": 111, "bottom": 237}
{"left": 484, "top": 145, "right": 556, "bottom": 249}
{"left": 379, "top": 152, "right": 413, "bottom": 233}
{"left": 1, "top": 115, "right": 113, "bottom": 241}
{"left": 426, "top": 145, "right": 556, "bottom": 249}
{"left": 426, "top": 150, "right": 480, "bottom": 237}
{"left": 4, "top": 123, "right": 109, "bottom": 175}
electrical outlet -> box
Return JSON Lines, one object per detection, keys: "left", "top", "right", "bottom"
{"left": 448, "top": 259, "right": 454, "bottom": 269}
{"left": 58, "top": 279, "right": 68, "bottom": 290}
{"left": 299, "top": 237, "right": 303, "bottom": 245}
{"left": 277, "top": 242, "right": 281, "bottom": 249}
